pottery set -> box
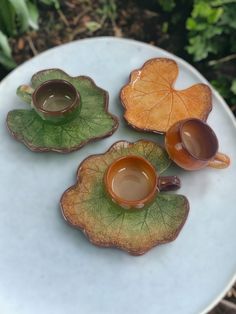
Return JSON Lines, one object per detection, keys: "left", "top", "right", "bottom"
{"left": 7, "top": 69, "right": 118, "bottom": 152}
{"left": 6, "top": 58, "right": 230, "bottom": 255}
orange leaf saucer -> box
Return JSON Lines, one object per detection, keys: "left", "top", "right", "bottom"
{"left": 120, "top": 58, "right": 212, "bottom": 134}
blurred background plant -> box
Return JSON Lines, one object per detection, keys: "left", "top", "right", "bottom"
{"left": 0, "top": 0, "right": 235, "bottom": 115}
{"left": 186, "top": 0, "right": 236, "bottom": 111}
{"left": 0, "top": 0, "right": 59, "bottom": 69}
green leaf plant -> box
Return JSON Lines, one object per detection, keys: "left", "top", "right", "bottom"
{"left": 0, "top": 0, "right": 60, "bottom": 70}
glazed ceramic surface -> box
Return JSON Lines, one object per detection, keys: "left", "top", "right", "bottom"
{"left": 0, "top": 37, "right": 236, "bottom": 314}
{"left": 103, "top": 153, "right": 180, "bottom": 209}
{"left": 104, "top": 154, "right": 160, "bottom": 209}
{"left": 61, "top": 140, "right": 189, "bottom": 255}
{"left": 120, "top": 58, "right": 212, "bottom": 133}
{"left": 165, "top": 118, "right": 230, "bottom": 170}
{"left": 7, "top": 69, "right": 118, "bottom": 152}
{"left": 32, "top": 79, "right": 81, "bottom": 124}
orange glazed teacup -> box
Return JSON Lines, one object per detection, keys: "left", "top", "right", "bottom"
{"left": 165, "top": 118, "right": 230, "bottom": 171}
{"left": 104, "top": 155, "right": 180, "bottom": 209}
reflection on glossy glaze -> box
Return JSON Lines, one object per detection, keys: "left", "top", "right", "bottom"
{"left": 42, "top": 94, "right": 72, "bottom": 112}
{"left": 164, "top": 118, "right": 230, "bottom": 170}
{"left": 111, "top": 166, "right": 151, "bottom": 201}
{"left": 104, "top": 155, "right": 158, "bottom": 209}
{"left": 181, "top": 120, "right": 217, "bottom": 160}
{"left": 32, "top": 79, "right": 81, "bottom": 124}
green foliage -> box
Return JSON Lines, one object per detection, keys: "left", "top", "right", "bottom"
{"left": 231, "top": 79, "right": 236, "bottom": 95}
{"left": 185, "top": 0, "right": 236, "bottom": 109}
{"left": 0, "top": 31, "right": 16, "bottom": 69}
{"left": 0, "top": 0, "right": 59, "bottom": 70}
{"left": 211, "top": 78, "right": 236, "bottom": 106}
{"left": 85, "top": 21, "right": 102, "bottom": 33}
{"left": 0, "top": 0, "right": 39, "bottom": 37}
{"left": 97, "top": 0, "right": 117, "bottom": 24}
{"left": 186, "top": 0, "right": 236, "bottom": 61}
{"left": 156, "top": 0, "right": 176, "bottom": 11}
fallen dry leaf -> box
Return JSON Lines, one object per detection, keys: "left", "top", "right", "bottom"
{"left": 120, "top": 58, "right": 212, "bottom": 133}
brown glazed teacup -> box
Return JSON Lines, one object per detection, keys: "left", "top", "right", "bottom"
{"left": 32, "top": 79, "right": 81, "bottom": 124}
{"left": 165, "top": 118, "right": 230, "bottom": 170}
{"left": 104, "top": 155, "right": 180, "bottom": 209}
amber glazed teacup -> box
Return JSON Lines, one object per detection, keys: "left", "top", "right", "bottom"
{"left": 104, "top": 155, "right": 181, "bottom": 209}
{"left": 32, "top": 79, "right": 81, "bottom": 124}
{"left": 165, "top": 118, "right": 230, "bottom": 170}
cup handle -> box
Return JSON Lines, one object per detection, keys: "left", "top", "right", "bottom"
{"left": 158, "top": 176, "right": 181, "bottom": 192}
{"left": 17, "top": 84, "right": 34, "bottom": 105}
{"left": 207, "top": 152, "right": 230, "bottom": 169}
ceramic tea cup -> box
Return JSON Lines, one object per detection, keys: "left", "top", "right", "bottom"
{"left": 165, "top": 118, "right": 230, "bottom": 171}
{"left": 104, "top": 155, "right": 181, "bottom": 209}
{"left": 32, "top": 79, "right": 81, "bottom": 124}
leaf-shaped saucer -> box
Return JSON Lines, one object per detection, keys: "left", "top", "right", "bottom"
{"left": 60, "top": 140, "right": 189, "bottom": 255}
{"left": 120, "top": 58, "right": 212, "bottom": 134}
{"left": 7, "top": 69, "right": 118, "bottom": 153}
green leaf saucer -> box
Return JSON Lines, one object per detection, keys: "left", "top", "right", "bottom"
{"left": 6, "top": 69, "right": 118, "bottom": 153}
{"left": 61, "top": 140, "right": 190, "bottom": 255}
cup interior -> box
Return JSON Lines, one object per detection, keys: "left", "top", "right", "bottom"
{"left": 105, "top": 155, "right": 157, "bottom": 205}
{"left": 181, "top": 119, "right": 218, "bottom": 160}
{"left": 33, "top": 80, "right": 77, "bottom": 113}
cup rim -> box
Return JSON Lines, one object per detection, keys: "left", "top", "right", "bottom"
{"left": 32, "top": 79, "right": 80, "bottom": 116}
{"left": 180, "top": 118, "right": 219, "bottom": 161}
{"left": 104, "top": 155, "right": 158, "bottom": 208}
